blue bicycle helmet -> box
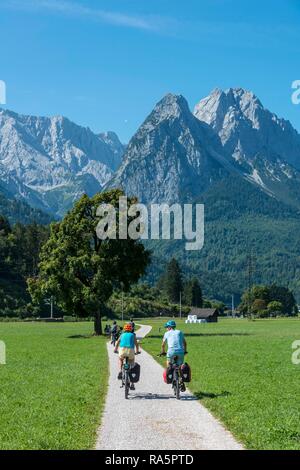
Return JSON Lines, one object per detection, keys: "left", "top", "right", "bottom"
{"left": 164, "top": 320, "right": 176, "bottom": 328}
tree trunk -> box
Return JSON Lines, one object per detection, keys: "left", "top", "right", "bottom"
{"left": 94, "top": 309, "right": 102, "bottom": 336}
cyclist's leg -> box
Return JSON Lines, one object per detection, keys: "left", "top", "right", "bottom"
{"left": 118, "top": 348, "right": 126, "bottom": 379}
{"left": 175, "top": 354, "right": 186, "bottom": 391}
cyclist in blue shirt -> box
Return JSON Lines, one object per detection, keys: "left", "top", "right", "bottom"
{"left": 161, "top": 320, "right": 187, "bottom": 366}
{"left": 114, "top": 323, "right": 139, "bottom": 388}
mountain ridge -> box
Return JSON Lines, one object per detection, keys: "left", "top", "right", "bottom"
{"left": 0, "top": 107, "right": 125, "bottom": 217}
{"left": 1, "top": 89, "right": 300, "bottom": 299}
{"left": 107, "top": 90, "right": 300, "bottom": 209}
{"left": 107, "top": 93, "right": 242, "bottom": 203}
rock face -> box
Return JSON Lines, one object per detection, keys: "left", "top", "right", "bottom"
{"left": 193, "top": 88, "right": 300, "bottom": 207}
{"left": 98, "top": 131, "right": 126, "bottom": 168}
{"left": 107, "top": 90, "right": 300, "bottom": 209}
{"left": 107, "top": 93, "right": 239, "bottom": 204}
{"left": 0, "top": 108, "right": 124, "bottom": 217}
{"left": 194, "top": 87, "right": 300, "bottom": 169}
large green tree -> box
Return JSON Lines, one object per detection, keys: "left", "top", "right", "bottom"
{"left": 28, "top": 190, "right": 151, "bottom": 334}
{"left": 268, "top": 284, "right": 297, "bottom": 315}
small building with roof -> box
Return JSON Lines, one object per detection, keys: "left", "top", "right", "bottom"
{"left": 185, "top": 307, "right": 219, "bottom": 323}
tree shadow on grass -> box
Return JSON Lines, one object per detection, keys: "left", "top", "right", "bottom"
{"left": 67, "top": 334, "right": 94, "bottom": 339}
{"left": 147, "top": 333, "right": 251, "bottom": 339}
{"left": 194, "top": 390, "right": 231, "bottom": 400}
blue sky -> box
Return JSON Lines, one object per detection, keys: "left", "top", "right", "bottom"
{"left": 0, "top": 0, "right": 300, "bottom": 142}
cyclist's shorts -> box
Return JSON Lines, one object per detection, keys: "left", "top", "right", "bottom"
{"left": 119, "top": 347, "right": 135, "bottom": 364}
{"left": 167, "top": 352, "right": 184, "bottom": 365}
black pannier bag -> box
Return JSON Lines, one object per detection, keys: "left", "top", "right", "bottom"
{"left": 180, "top": 363, "right": 191, "bottom": 382}
{"left": 166, "top": 365, "right": 173, "bottom": 384}
{"left": 129, "top": 363, "right": 141, "bottom": 383}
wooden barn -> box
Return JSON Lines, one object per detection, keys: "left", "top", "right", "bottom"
{"left": 186, "top": 307, "right": 219, "bottom": 323}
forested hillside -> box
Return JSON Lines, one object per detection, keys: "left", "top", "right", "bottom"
{"left": 0, "top": 190, "right": 52, "bottom": 225}
{"left": 0, "top": 217, "right": 49, "bottom": 316}
{"left": 145, "top": 177, "right": 300, "bottom": 302}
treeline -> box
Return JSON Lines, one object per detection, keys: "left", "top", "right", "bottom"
{"left": 239, "top": 284, "right": 298, "bottom": 317}
{"left": 0, "top": 190, "right": 51, "bottom": 225}
{"left": 0, "top": 216, "right": 49, "bottom": 317}
{"left": 130, "top": 257, "right": 298, "bottom": 319}
{"left": 106, "top": 258, "right": 224, "bottom": 320}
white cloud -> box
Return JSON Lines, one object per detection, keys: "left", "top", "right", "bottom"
{"left": 4, "top": 0, "right": 175, "bottom": 33}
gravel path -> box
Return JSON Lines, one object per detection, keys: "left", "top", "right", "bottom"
{"left": 96, "top": 325, "right": 243, "bottom": 450}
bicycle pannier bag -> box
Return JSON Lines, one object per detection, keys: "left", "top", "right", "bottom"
{"left": 129, "top": 363, "right": 141, "bottom": 383}
{"left": 165, "top": 365, "right": 173, "bottom": 384}
{"left": 180, "top": 363, "right": 191, "bottom": 382}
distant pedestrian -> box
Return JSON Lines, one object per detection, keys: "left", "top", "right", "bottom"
{"left": 129, "top": 318, "right": 135, "bottom": 333}
{"left": 104, "top": 324, "right": 111, "bottom": 336}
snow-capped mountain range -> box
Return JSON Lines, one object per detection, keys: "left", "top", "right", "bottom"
{"left": 0, "top": 109, "right": 124, "bottom": 217}
{"left": 108, "top": 89, "right": 300, "bottom": 209}
{"left": 1, "top": 87, "right": 300, "bottom": 218}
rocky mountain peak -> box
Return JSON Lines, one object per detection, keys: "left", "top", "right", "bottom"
{"left": 194, "top": 87, "right": 300, "bottom": 170}
{"left": 107, "top": 93, "right": 232, "bottom": 204}
{"left": 194, "top": 87, "right": 263, "bottom": 130}
{"left": 147, "top": 93, "right": 191, "bottom": 124}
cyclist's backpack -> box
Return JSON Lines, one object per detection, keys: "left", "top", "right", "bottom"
{"left": 163, "top": 366, "right": 173, "bottom": 384}
{"left": 129, "top": 363, "right": 141, "bottom": 383}
{"left": 180, "top": 363, "right": 191, "bottom": 382}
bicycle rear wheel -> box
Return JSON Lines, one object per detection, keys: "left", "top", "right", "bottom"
{"left": 176, "top": 378, "right": 180, "bottom": 400}
{"left": 174, "top": 369, "right": 180, "bottom": 400}
{"left": 124, "top": 370, "right": 129, "bottom": 399}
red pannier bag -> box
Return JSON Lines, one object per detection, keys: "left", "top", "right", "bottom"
{"left": 163, "top": 366, "right": 173, "bottom": 384}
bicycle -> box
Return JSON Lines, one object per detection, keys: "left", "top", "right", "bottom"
{"left": 158, "top": 352, "right": 187, "bottom": 400}
{"left": 118, "top": 351, "right": 141, "bottom": 399}
{"left": 122, "top": 357, "right": 131, "bottom": 399}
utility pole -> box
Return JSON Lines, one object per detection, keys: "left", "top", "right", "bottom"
{"left": 231, "top": 294, "right": 235, "bottom": 318}
{"left": 49, "top": 295, "right": 55, "bottom": 319}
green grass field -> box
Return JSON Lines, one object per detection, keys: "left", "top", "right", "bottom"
{"left": 1, "top": 318, "right": 299, "bottom": 450}
{"left": 141, "top": 318, "right": 300, "bottom": 450}
{"left": 0, "top": 322, "right": 108, "bottom": 450}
